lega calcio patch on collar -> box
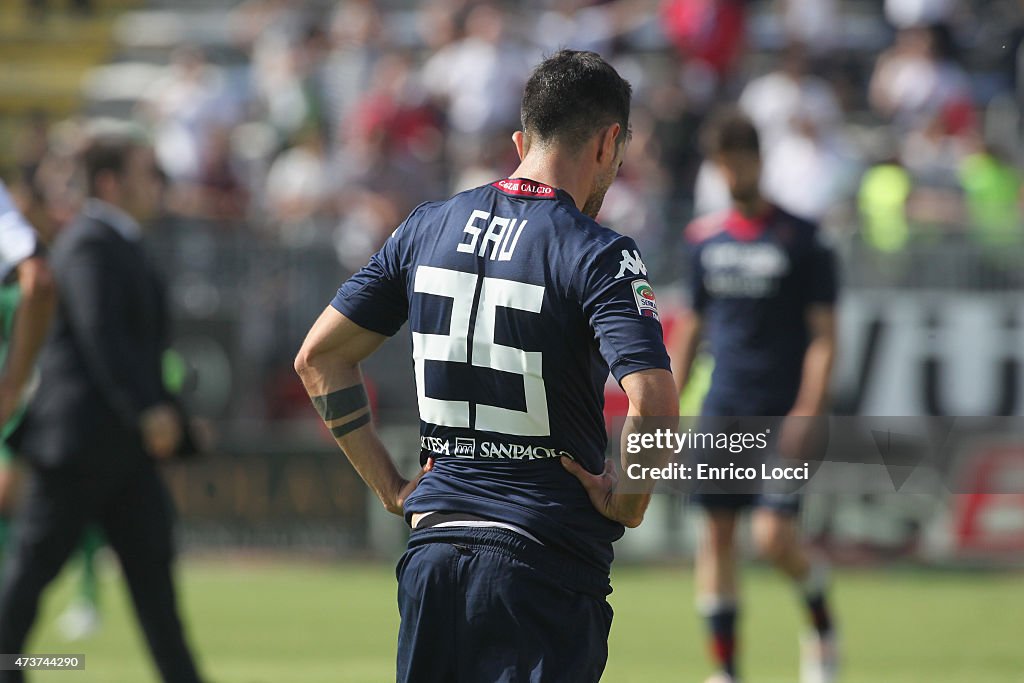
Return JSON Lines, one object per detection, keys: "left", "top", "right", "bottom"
{"left": 631, "top": 279, "right": 659, "bottom": 321}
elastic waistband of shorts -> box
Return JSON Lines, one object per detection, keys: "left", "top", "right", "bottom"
{"left": 407, "top": 525, "right": 611, "bottom": 598}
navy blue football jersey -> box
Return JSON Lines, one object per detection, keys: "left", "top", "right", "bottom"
{"left": 685, "top": 204, "right": 837, "bottom": 416}
{"left": 331, "top": 178, "right": 670, "bottom": 573}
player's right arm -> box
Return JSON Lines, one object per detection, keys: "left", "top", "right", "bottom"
{"left": 0, "top": 256, "right": 55, "bottom": 420}
{"left": 667, "top": 308, "right": 703, "bottom": 398}
{"left": 0, "top": 183, "right": 55, "bottom": 424}
{"left": 294, "top": 307, "right": 431, "bottom": 515}
{"left": 668, "top": 227, "right": 708, "bottom": 397}
{"left": 296, "top": 213, "right": 430, "bottom": 516}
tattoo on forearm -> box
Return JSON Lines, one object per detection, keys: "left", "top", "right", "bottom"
{"left": 310, "top": 384, "right": 372, "bottom": 440}
{"left": 330, "top": 412, "right": 371, "bottom": 439}
{"left": 312, "top": 385, "right": 369, "bottom": 422}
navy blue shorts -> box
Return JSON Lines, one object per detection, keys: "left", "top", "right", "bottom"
{"left": 690, "top": 412, "right": 802, "bottom": 516}
{"left": 395, "top": 526, "right": 613, "bottom": 683}
{"left": 691, "top": 491, "right": 802, "bottom": 516}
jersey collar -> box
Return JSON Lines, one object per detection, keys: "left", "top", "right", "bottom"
{"left": 725, "top": 203, "right": 775, "bottom": 241}
{"left": 491, "top": 177, "right": 562, "bottom": 200}
{"left": 83, "top": 198, "right": 142, "bottom": 242}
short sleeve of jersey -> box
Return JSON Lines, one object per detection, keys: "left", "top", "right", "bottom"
{"left": 0, "top": 182, "right": 38, "bottom": 281}
{"left": 805, "top": 232, "right": 838, "bottom": 306}
{"left": 330, "top": 221, "right": 410, "bottom": 337}
{"left": 573, "top": 236, "right": 671, "bottom": 383}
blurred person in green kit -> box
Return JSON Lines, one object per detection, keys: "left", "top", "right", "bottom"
{"left": 0, "top": 182, "right": 104, "bottom": 641}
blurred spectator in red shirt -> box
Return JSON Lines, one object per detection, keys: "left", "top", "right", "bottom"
{"left": 661, "top": 0, "right": 746, "bottom": 79}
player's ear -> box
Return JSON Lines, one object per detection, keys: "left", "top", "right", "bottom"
{"left": 512, "top": 130, "right": 528, "bottom": 161}
{"left": 596, "top": 124, "right": 621, "bottom": 164}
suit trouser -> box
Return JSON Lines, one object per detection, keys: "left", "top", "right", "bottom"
{"left": 0, "top": 457, "right": 202, "bottom": 683}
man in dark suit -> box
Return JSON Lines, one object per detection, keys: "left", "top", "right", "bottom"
{"left": 0, "top": 136, "right": 204, "bottom": 683}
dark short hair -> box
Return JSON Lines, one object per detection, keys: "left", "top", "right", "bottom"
{"left": 83, "top": 136, "right": 135, "bottom": 197}
{"left": 521, "top": 49, "right": 632, "bottom": 149}
{"left": 703, "top": 108, "right": 761, "bottom": 158}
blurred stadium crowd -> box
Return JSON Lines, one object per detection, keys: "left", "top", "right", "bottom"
{"left": 8, "top": 0, "right": 1024, "bottom": 249}
{"left": 2, "top": 0, "right": 1023, "bottom": 426}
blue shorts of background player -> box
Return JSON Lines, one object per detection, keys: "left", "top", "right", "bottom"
{"left": 395, "top": 526, "right": 612, "bottom": 683}
{"left": 690, "top": 413, "right": 803, "bottom": 517}
{"left": 691, "top": 491, "right": 801, "bottom": 517}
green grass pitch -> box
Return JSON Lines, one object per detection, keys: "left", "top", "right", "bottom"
{"left": 22, "top": 558, "right": 1024, "bottom": 683}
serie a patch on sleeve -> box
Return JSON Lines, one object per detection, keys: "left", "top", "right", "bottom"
{"left": 631, "top": 279, "right": 660, "bottom": 321}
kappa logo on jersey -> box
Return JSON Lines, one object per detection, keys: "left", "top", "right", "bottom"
{"left": 453, "top": 437, "right": 476, "bottom": 458}
{"left": 615, "top": 249, "right": 647, "bottom": 279}
{"left": 631, "top": 279, "right": 660, "bottom": 321}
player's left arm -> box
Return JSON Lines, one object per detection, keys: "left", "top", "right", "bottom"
{"left": 294, "top": 306, "right": 431, "bottom": 516}
{"left": 562, "top": 367, "right": 678, "bottom": 527}
{"left": 779, "top": 231, "right": 838, "bottom": 459}
{"left": 789, "top": 304, "right": 836, "bottom": 417}
{"left": 792, "top": 227, "right": 839, "bottom": 417}
{"left": 778, "top": 304, "right": 835, "bottom": 461}
{"left": 560, "top": 236, "right": 678, "bottom": 527}
{"left": 0, "top": 256, "right": 55, "bottom": 424}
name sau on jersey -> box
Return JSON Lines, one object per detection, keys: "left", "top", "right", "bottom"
{"left": 457, "top": 210, "right": 527, "bottom": 261}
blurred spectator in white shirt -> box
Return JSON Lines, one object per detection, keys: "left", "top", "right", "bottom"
{"left": 740, "top": 44, "right": 843, "bottom": 150}
{"left": 779, "top": 0, "right": 840, "bottom": 55}
{"left": 869, "top": 25, "right": 972, "bottom": 131}
{"left": 885, "top": 0, "right": 957, "bottom": 29}
{"left": 533, "top": 0, "right": 656, "bottom": 56}
{"left": 265, "top": 126, "right": 333, "bottom": 246}
{"left": 421, "top": 3, "right": 530, "bottom": 165}
{"left": 734, "top": 45, "right": 853, "bottom": 221}
{"left": 759, "top": 132, "right": 851, "bottom": 221}
{"left": 534, "top": 0, "right": 616, "bottom": 55}
{"left": 140, "top": 46, "right": 237, "bottom": 186}
{"left": 235, "top": 1, "right": 322, "bottom": 141}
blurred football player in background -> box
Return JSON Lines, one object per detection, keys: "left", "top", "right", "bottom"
{"left": 669, "top": 110, "right": 839, "bottom": 683}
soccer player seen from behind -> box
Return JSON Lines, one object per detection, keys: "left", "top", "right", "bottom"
{"left": 296, "top": 49, "right": 678, "bottom": 682}
{"left": 667, "top": 111, "right": 840, "bottom": 683}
